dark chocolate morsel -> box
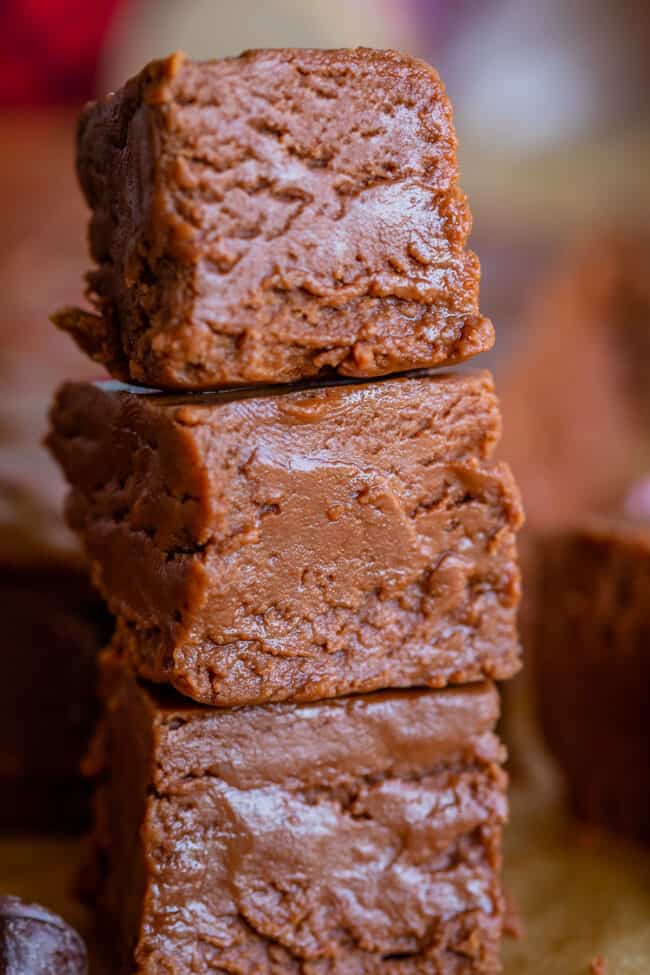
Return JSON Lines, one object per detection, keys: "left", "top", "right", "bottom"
{"left": 0, "top": 896, "right": 87, "bottom": 974}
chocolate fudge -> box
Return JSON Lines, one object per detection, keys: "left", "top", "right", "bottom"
{"left": 90, "top": 654, "right": 507, "bottom": 974}
{"left": 57, "top": 48, "right": 493, "bottom": 389}
{"left": 533, "top": 519, "right": 650, "bottom": 842}
{"left": 48, "top": 370, "right": 523, "bottom": 706}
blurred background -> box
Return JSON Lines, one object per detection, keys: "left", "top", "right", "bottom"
{"left": 2, "top": 9, "right": 650, "bottom": 967}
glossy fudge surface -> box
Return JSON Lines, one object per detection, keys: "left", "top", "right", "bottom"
{"left": 48, "top": 371, "right": 523, "bottom": 706}
{"left": 534, "top": 519, "right": 650, "bottom": 843}
{"left": 90, "top": 655, "right": 507, "bottom": 974}
{"left": 57, "top": 48, "right": 493, "bottom": 389}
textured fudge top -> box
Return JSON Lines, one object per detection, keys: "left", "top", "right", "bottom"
{"left": 64, "top": 48, "right": 493, "bottom": 388}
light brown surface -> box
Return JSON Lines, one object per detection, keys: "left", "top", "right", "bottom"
{"left": 2, "top": 785, "right": 650, "bottom": 974}
{"left": 503, "top": 787, "right": 650, "bottom": 974}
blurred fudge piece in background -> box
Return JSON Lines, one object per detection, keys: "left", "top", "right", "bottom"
{"left": 497, "top": 235, "right": 650, "bottom": 786}
{"left": 0, "top": 112, "right": 113, "bottom": 831}
{"left": 500, "top": 234, "right": 650, "bottom": 532}
{"left": 533, "top": 519, "right": 650, "bottom": 843}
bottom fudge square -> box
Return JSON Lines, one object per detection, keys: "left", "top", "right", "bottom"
{"left": 90, "top": 657, "right": 507, "bottom": 974}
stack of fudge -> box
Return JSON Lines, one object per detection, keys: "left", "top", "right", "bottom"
{"left": 47, "top": 49, "right": 523, "bottom": 973}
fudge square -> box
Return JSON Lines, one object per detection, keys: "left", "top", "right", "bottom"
{"left": 534, "top": 519, "right": 650, "bottom": 843}
{"left": 89, "top": 654, "right": 507, "bottom": 975}
{"left": 55, "top": 48, "right": 493, "bottom": 389}
{"left": 48, "top": 370, "right": 523, "bottom": 707}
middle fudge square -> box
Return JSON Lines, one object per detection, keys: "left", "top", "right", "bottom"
{"left": 91, "top": 655, "right": 507, "bottom": 975}
{"left": 48, "top": 370, "right": 523, "bottom": 706}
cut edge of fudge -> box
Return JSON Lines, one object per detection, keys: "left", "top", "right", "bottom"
{"left": 87, "top": 654, "right": 508, "bottom": 974}
{"left": 62, "top": 48, "right": 493, "bottom": 389}
{"left": 47, "top": 370, "right": 523, "bottom": 706}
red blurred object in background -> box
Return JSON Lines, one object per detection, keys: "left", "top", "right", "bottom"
{"left": 0, "top": 0, "right": 125, "bottom": 106}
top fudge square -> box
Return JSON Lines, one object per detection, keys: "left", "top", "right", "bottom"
{"left": 56, "top": 48, "right": 493, "bottom": 389}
